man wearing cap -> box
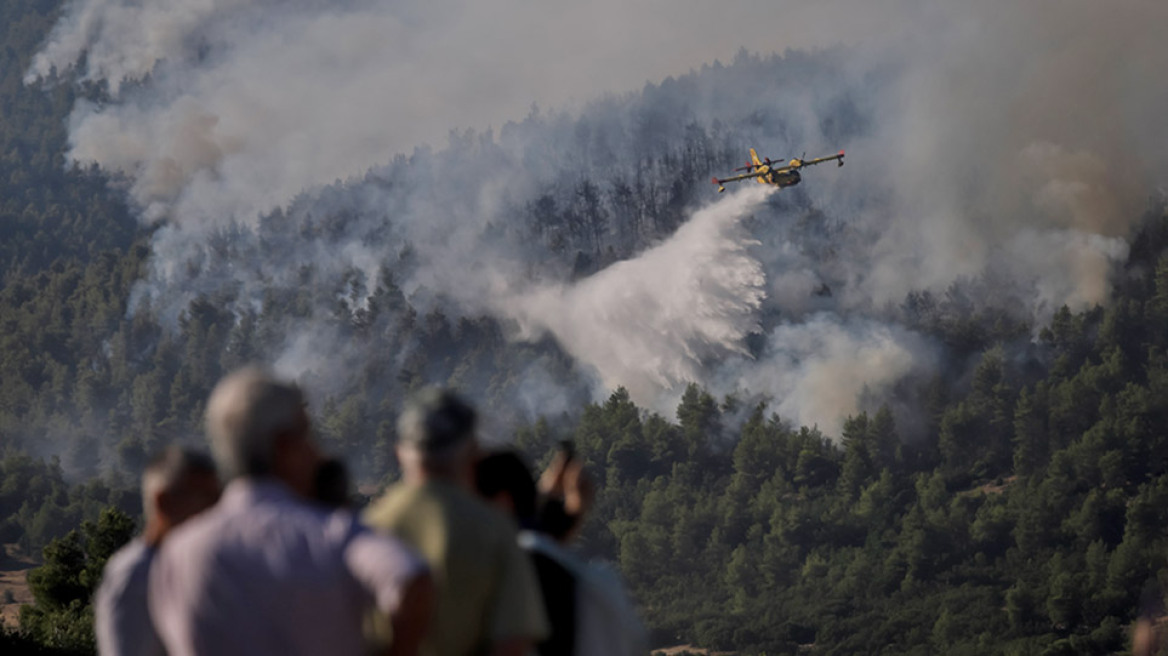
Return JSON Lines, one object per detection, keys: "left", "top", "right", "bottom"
{"left": 364, "top": 388, "right": 549, "bottom": 656}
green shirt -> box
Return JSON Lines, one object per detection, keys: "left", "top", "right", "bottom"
{"left": 364, "top": 480, "right": 549, "bottom": 656}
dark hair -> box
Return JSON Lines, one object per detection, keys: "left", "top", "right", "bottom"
{"left": 475, "top": 450, "right": 538, "bottom": 522}
{"left": 142, "top": 446, "right": 218, "bottom": 521}
{"left": 535, "top": 497, "right": 578, "bottom": 541}
{"left": 145, "top": 445, "right": 217, "bottom": 478}
{"left": 313, "top": 458, "right": 351, "bottom": 508}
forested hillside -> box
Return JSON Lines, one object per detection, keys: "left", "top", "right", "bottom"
{"left": 556, "top": 210, "right": 1168, "bottom": 654}
{"left": 0, "top": 0, "right": 138, "bottom": 279}
{"left": 0, "top": 0, "right": 147, "bottom": 552}
{"left": 4, "top": 0, "right": 1168, "bottom": 653}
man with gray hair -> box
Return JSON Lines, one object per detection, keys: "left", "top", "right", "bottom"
{"left": 364, "top": 388, "right": 549, "bottom": 656}
{"left": 149, "top": 367, "right": 434, "bottom": 656}
{"left": 95, "top": 446, "right": 220, "bottom": 656}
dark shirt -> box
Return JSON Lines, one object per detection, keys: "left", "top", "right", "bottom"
{"left": 530, "top": 550, "right": 577, "bottom": 656}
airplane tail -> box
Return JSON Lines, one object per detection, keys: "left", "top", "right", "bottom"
{"left": 749, "top": 148, "right": 763, "bottom": 168}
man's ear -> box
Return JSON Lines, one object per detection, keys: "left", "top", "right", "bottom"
{"left": 272, "top": 428, "right": 296, "bottom": 452}
{"left": 272, "top": 428, "right": 313, "bottom": 468}
{"left": 153, "top": 489, "right": 175, "bottom": 521}
{"left": 396, "top": 443, "right": 417, "bottom": 469}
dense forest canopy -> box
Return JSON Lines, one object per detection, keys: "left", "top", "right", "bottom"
{"left": 4, "top": 0, "right": 1168, "bottom": 654}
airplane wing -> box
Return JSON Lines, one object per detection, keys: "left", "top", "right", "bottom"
{"left": 712, "top": 170, "right": 768, "bottom": 185}
{"left": 799, "top": 150, "right": 845, "bottom": 168}
{"left": 711, "top": 169, "right": 770, "bottom": 192}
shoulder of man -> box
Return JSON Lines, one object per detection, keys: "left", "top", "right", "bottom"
{"left": 96, "top": 539, "right": 165, "bottom": 656}
{"left": 365, "top": 482, "right": 502, "bottom": 527}
{"left": 99, "top": 538, "right": 152, "bottom": 590}
{"left": 362, "top": 481, "right": 424, "bottom": 524}
{"left": 96, "top": 538, "right": 154, "bottom": 622}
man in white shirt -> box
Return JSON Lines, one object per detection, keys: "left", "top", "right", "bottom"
{"left": 95, "top": 446, "right": 220, "bottom": 656}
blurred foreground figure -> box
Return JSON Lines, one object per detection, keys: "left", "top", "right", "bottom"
{"left": 149, "top": 367, "right": 433, "bottom": 656}
{"left": 364, "top": 388, "right": 549, "bottom": 656}
{"left": 95, "top": 446, "right": 219, "bottom": 656}
{"left": 477, "top": 448, "right": 647, "bottom": 656}
{"left": 314, "top": 456, "right": 353, "bottom": 508}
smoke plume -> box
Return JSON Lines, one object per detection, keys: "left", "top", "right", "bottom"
{"left": 504, "top": 186, "right": 770, "bottom": 402}
{"left": 734, "top": 316, "right": 938, "bottom": 438}
{"left": 26, "top": 0, "right": 1168, "bottom": 436}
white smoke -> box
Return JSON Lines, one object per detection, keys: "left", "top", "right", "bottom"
{"left": 1000, "top": 229, "right": 1131, "bottom": 321}
{"left": 850, "top": 0, "right": 1168, "bottom": 310}
{"left": 24, "top": 0, "right": 1168, "bottom": 437}
{"left": 734, "top": 316, "right": 937, "bottom": 438}
{"left": 26, "top": 0, "right": 911, "bottom": 230}
{"left": 503, "top": 186, "right": 770, "bottom": 402}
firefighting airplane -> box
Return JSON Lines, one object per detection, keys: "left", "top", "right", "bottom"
{"left": 712, "top": 148, "right": 844, "bottom": 193}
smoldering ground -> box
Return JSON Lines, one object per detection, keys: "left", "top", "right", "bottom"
{"left": 25, "top": 0, "right": 1168, "bottom": 438}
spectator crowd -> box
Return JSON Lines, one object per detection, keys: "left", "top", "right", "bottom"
{"left": 95, "top": 367, "right": 646, "bottom": 656}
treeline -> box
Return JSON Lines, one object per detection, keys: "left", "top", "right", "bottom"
{"left": 0, "top": 454, "right": 137, "bottom": 555}
{"left": 1, "top": 505, "right": 135, "bottom": 654}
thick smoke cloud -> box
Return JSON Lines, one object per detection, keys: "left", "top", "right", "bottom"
{"left": 734, "top": 316, "right": 938, "bottom": 439}
{"left": 26, "top": 0, "right": 1168, "bottom": 436}
{"left": 27, "top": 0, "right": 907, "bottom": 227}
{"left": 853, "top": 0, "right": 1168, "bottom": 312}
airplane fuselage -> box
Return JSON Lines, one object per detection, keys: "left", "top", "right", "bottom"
{"left": 759, "top": 168, "right": 801, "bottom": 188}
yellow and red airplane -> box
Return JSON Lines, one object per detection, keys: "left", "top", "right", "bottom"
{"left": 712, "top": 148, "right": 844, "bottom": 193}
